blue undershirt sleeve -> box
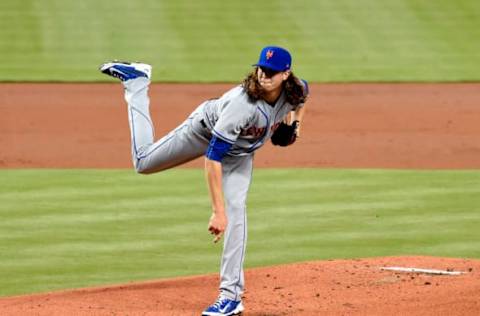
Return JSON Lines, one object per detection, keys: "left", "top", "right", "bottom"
{"left": 205, "top": 136, "right": 233, "bottom": 162}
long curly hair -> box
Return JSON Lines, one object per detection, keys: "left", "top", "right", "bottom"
{"left": 242, "top": 67, "right": 307, "bottom": 106}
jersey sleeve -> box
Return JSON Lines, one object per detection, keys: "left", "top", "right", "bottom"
{"left": 212, "top": 99, "right": 254, "bottom": 144}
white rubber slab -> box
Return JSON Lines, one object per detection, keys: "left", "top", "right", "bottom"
{"left": 381, "top": 266, "right": 464, "bottom": 275}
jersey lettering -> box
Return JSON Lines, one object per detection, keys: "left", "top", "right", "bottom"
{"left": 240, "top": 126, "right": 266, "bottom": 138}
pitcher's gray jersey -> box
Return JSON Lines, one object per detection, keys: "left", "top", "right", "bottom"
{"left": 199, "top": 86, "right": 304, "bottom": 156}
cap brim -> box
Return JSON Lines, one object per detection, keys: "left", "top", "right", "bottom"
{"left": 253, "top": 63, "right": 285, "bottom": 72}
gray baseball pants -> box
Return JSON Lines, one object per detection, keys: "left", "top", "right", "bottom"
{"left": 123, "top": 78, "right": 251, "bottom": 301}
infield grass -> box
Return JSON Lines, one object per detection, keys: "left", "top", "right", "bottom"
{"left": 1, "top": 0, "right": 480, "bottom": 82}
{"left": 1, "top": 168, "right": 479, "bottom": 296}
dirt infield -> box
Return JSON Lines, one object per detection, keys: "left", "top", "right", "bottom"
{"left": 1, "top": 83, "right": 479, "bottom": 315}
{"left": 1, "top": 83, "right": 479, "bottom": 169}
{"left": 1, "top": 256, "right": 479, "bottom": 315}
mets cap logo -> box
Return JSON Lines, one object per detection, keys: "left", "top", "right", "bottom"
{"left": 266, "top": 50, "right": 274, "bottom": 60}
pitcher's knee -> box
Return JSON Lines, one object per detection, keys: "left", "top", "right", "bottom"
{"left": 226, "top": 205, "right": 247, "bottom": 222}
{"left": 136, "top": 167, "right": 153, "bottom": 175}
{"left": 229, "top": 201, "right": 247, "bottom": 213}
{"left": 134, "top": 161, "right": 155, "bottom": 175}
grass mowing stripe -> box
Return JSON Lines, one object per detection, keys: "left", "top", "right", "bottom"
{"left": 0, "top": 169, "right": 479, "bottom": 296}
{"left": 1, "top": 0, "right": 480, "bottom": 81}
{"left": 247, "top": 168, "right": 480, "bottom": 265}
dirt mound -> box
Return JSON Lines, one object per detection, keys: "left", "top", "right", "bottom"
{"left": 1, "top": 256, "right": 479, "bottom": 315}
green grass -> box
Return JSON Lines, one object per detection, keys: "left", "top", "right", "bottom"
{"left": 1, "top": 0, "right": 480, "bottom": 82}
{"left": 1, "top": 169, "right": 479, "bottom": 297}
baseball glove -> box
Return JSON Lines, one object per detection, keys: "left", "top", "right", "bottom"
{"left": 271, "top": 120, "right": 299, "bottom": 147}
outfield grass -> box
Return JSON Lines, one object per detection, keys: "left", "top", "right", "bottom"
{"left": 1, "top": 0, "right": 479, "bottom": 82}
{"left": 1, "top": 169, "right": 479, "bottom": 296}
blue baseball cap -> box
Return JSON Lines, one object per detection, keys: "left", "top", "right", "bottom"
{"left": 254, "top": 46, "right": 292, "bottom": 72}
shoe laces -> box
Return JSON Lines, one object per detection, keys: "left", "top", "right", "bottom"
{"left": 110, "top": 70, "right": 125, "bottom": 80}
{"left": 212, "top": 297, "right": 228, "bottom": 309}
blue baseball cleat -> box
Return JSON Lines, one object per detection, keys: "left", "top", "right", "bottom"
{"left": 99, "top": 61, "right": 152, "bottom": 81}
{"left": 202, "top": 297, "right": 244, "bottom": 316}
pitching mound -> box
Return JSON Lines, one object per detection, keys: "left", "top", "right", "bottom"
{"left": 1, "top": 256, "right": 479, "bottom": 315}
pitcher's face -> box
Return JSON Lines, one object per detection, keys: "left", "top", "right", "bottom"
{"left": 257, "top": 67, "right": 290, "bottom": 93}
